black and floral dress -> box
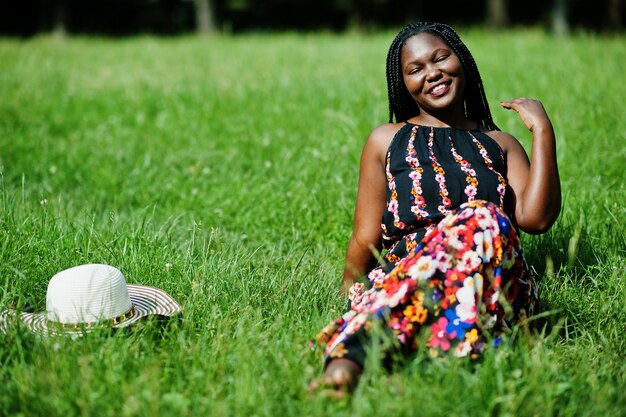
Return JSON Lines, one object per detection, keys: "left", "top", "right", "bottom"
{"left": 314, "top": 124, "right": 538, "bottom": 367}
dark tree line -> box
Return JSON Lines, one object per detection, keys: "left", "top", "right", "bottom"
{"left": 1, "top": 0, "right": 622, "bottom": 37}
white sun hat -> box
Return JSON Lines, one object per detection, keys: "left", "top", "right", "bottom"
{"left": 0, "top": 264, "right": 182, "bottom": 336}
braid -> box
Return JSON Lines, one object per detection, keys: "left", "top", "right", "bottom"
{"left": 385, "top": 22, "right": 499, "bottom": 131}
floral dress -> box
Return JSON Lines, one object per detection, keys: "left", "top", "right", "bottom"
{"left": 314, "top": 124, "right": 538, "bottom": 367}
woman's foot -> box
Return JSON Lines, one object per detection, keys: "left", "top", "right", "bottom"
{"left": 308, "top": 359, "right": 363, "bottom": 399}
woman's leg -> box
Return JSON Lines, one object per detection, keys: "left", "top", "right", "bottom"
{"left": 312, "top": 200, "right": 537, "bottom": 391}
{"left": 308, "top": 358, "right": 362, "bottom": 398}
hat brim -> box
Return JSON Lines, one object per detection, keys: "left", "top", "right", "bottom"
{"left": 0, "top": 284, "right": 181, "bottom": 337}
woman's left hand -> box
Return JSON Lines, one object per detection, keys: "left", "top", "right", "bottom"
{"left": 500, "top": 98, "right": 551, "bottom": 133}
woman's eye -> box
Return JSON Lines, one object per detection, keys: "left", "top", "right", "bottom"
{"left": 410, "top": 67, "right": 422, "bottom": 74}
{"left": 436, "top": 55, "right": 449, "bottom": 62}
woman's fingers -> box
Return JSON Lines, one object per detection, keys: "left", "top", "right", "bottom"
{"left": 499, "top": 98, "right": 550, "bottom": 132}
{"left": 500, "top": 97, "right": 531, "bottom": 110}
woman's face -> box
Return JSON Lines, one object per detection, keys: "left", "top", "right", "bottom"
{"left": 400, "top": 32, "right": 465, "bottom": 117}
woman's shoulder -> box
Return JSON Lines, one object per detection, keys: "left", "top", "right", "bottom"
{"left": 360, "top": 122, "right": 407, "bottom": 166}
{"left": 482, "top": 128, "right": 524, "bottom": 154}
{"left": 366, "top": 122, "right": 407, "bottom": 152}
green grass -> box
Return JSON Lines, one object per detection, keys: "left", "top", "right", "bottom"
{"left": 0, "top": 28, "right": 625, "bottom": 416}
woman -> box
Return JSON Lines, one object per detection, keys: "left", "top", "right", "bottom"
{"left": 310, "top": 22, "right": 560, "bottom": 396}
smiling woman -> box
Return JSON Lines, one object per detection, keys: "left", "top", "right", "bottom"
{"left": 309, "top": 22, "right": 561, "bottom": 397}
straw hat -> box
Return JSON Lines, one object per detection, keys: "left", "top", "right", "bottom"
{"left": 0, "top": 264, "right": 182, "bottom": 336}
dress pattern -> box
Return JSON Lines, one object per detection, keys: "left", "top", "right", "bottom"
{"left": 314, "top": 125, "right": 538, "bottom": 367}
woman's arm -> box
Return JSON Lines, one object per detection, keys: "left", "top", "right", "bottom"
{"left": 341, "top": 124, "right": 398, "bottom": 294}
{"left": 490, "top": 98, "right": 561, "bottom": 234}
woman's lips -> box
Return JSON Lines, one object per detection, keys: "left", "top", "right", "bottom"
{"left": 429, "top": 83, "right": 449, "bottom": 97}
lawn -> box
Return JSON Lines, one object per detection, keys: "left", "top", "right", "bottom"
{"left": 0, "top": 28, "right": 624, "bottom": 416}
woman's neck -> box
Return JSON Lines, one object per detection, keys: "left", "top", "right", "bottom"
{"left": 407, "top": 112, "right": 476, "bottom": 130}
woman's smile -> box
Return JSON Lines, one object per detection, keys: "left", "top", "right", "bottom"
{"left": 428, "top": 82, "right": 450, "bottom": 96}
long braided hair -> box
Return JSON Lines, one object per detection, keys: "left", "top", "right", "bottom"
{"left": 386, "top": 22, "right": 498, "bottom": 130}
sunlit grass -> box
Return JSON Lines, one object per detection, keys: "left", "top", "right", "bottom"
{"left": 0, "top": 29, "right": 625, "bottom": 416}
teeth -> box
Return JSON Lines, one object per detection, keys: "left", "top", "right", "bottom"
{"left": 432, "top": 84, "right": 446, "bottom": 94}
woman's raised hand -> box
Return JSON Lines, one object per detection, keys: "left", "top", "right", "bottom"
{"left": 500, "top": 98, "right": 552, "bottom": 133}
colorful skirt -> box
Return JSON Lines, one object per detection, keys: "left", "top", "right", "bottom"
{"left": 314, "top": 200, "right": 538, "bottom": 367}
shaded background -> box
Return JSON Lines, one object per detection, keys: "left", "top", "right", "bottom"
{"left": 1, "top": 0, "right": 623, "bottom": 37}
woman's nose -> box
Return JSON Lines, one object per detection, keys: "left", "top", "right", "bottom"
{"left": 425, "top": 65, "right": 442, "bottom": 81}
